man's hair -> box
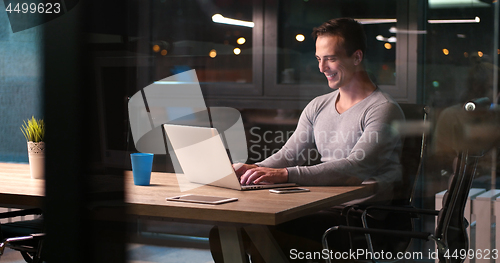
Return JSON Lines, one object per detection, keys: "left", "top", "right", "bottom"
{"left": 312, "top": 18, "right": 367, "bottom": 57}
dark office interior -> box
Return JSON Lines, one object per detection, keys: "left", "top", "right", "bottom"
{"left": 1, "top": 0, "right": 499, "bottom": 262}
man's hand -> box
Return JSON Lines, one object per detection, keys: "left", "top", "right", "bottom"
{"left": 233, "top": 163, "right": 259, "bottom": 177}
{"left": 233, "top": 163, "right": 289, "bottom": 185}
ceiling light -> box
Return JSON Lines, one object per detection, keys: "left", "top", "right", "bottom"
{"left": 209, "top": 49, "right": 217, "bottom": 58}
{"left": 356, "top": 19, "right": 397, "bottom": 24}
{"left": 376, "top": 35, "right": 396, "bottom": 42}
{"left": 236, "top": 37, "right": 246, "bottom": 45}
{"left": 428, "top": 17, "right": 480, "bottom": 24}
{"left": 428, "top": 0, "right": 490, "bottom": 9}
{"left": 357, "top": 17, "right": 480, "bottom": 25}
{"left": 296, "top": 34, "right": 305, "bottom": 42}
{"left": 212, "top": 14, "right": 254, "bottom": 28}
{"left": 389, "top": 27, "right": 427, "bottom": 34}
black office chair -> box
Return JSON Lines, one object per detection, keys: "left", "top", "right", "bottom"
{"left": 393, "top": 104, "right": 430, "bottom": 206}
{"left": 336, "top": 104, "right": 430, "bottom": 254}
{"left": 323, "top": 101, "right": 499, "bottom": 263}
{"left": 0, "top": 208, "right": 45, "bottom": 263}
{"left": 323, "top": 150, "right": 481, "bottom": 263}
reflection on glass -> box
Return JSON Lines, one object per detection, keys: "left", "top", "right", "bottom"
{"left": 278, "top": 0, "right": 397, "bottom": 86}
{"left": 424, "top": 1, "right": 499, "bottom": 226}
{"left": 151, "top": 1, "right": 253, "bottom": 83}
{"left": 424, "top": 2, "right": 497, "bottom": 107}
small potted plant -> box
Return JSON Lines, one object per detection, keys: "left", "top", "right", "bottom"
{"left": 21, "top": 116, "right": 45, "bottom": 179}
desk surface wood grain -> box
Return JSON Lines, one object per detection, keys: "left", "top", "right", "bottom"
{"left": 0, "top": 162, "right": 44, "bottom": 207}
{"left": 0, "top": 163, "right": 374, "bottom": 225}
{"left": 125, "top": 171, "right": 373, "bottom": 225}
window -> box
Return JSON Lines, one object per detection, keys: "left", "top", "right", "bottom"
{"left": 0, "top": 12, "right": 43, "bottom": 163}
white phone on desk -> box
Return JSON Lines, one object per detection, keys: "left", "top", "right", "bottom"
{"left": 269, "top": 188, "right": 310, "bottom": 194}
{"left": 166, "top": 194, "right": 238, "bottom": 204}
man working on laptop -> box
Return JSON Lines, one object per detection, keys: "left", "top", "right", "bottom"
{"left": 210, "top": 17, "right": 405, "bottom": 262}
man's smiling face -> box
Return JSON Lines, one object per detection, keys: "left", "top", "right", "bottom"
{"left": 315, "top": 34, "right": 359, "bottom": 90}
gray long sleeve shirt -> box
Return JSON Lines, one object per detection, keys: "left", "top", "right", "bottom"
{"left": 257, "top": 88, "right": 404, "bottom": 205}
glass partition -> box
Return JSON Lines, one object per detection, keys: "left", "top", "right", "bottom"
{"left": 424, "top": 0, "right": 498, "bottom": 107}
{"left": 6, "top": 0, "right": 496, "bottom": 261}
{"left": 422, "top": 0, "right": 500, "bottom": 255}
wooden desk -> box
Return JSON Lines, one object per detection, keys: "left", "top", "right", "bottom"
{"left": 0, "top": 163, "right": 373, "bottom": 224}
{"left": 125, "top": 171, "right": 374, "bottom": 263}
{"left": 0, "top": 163, "right": 374, "bottom": 262}
{"left": 125, "top": 171, "right": 372, "bottom": 226}
{"left": 0, "top": 163, "right": 44, "bottom": 208}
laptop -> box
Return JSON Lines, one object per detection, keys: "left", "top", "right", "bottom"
{"left": 162, "top": 124, "right": 297, "bottom": 190}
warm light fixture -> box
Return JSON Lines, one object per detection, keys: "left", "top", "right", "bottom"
{"left": 161, "top": 50, "right": 168, "bottom": 56}
{"left": 428, "top": 0, "right": 489, "bottom": 9}
{"left": 428, "top": 17, "right": 480, "bottom": 24}
{"left": 233, "top": 48, "right": 241, "bottom": 55}
{"left": 356, "top": 17, "right": 480, "bottom": 25}
{"left": 443, "top": 49, "right": 449, "bottom": 55}
{"left": 295, "top": 34, "right": 305, "bottom": 42}
{"left": 389, "top": 27, "right": 427, "bottom": 34}
{"left": 384, "top": 43, "right": 392, "bottom": 49}
{"left": 152, "top": 45, "right": 160, "bottom": 53}
{"left": 209, "top": 49, "right": 217, "bottom": 58}
{"left": 212, "top": 14, "right": 254, "bottom": 28}
{"left": 376, "top": 35, "right": 396, "bottom": 43}
{"left": 356, "top": 19, "right": 397, "bottom": 24}
{"left": 237, "top": 37, "right": 246, "bottom": 45}
{"left": 478, "top": 51, "right": 483, "bottom": 57}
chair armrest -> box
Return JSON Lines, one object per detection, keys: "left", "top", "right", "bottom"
{"left": 361, "top": 206, "right": 439, "bottom": 229}
{"left": 326, "top": 225, "right": 432, "bottom": 240}
{"left": 0, "top": 208, "right": 43, "bottom": 219}
{"left": 0, "top": 233, "right": 45, "bottom": 256}
{"left": 363, "top": 205, "right": 440, "bottom": 216}
{"left": 322, "top": 225, "right": 432, "bottom": 263}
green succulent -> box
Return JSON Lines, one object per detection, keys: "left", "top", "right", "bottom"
{"left": 20, "top": 116, "right": 45, "bottom": 142}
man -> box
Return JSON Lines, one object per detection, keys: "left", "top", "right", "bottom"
{"left": 239, "top": 18, "right": 403, "bottom": 205}
{"left": 210, "top": 18, "right": 405, "bottom": 262}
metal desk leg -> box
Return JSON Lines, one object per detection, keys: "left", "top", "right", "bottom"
{"left": 244, "top": 225, "right": 288, "bottom": 263}
{"left": 219, "top": 226, "right": 247, "bottom": 263}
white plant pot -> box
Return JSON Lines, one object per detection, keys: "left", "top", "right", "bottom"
{"left": 27, "top": 141, "right": 45, "bottom": 179}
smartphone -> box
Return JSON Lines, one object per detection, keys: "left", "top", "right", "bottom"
{"left": 269, "top": 187, "right": 310, "bottom": 194}
{"left": 166, "top": 194, "right": 238, "bottom": 204}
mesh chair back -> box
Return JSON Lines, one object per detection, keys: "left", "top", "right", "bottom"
{"left": 392, "top": 104, "right": 429, "bottom": 206}
{"left": 435, "top": 150, "right": 479, "bottom": 262}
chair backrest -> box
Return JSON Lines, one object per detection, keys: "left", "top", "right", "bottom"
{"left": 392, "top": 104, "right": 429, "bottom": 206}
{"left": 434, "top": 101, "right": 498, "bottom": 262}
{"left": 434, "top": 150, "right": 479, "bottom": 262}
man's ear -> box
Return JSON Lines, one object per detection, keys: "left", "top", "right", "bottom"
{"left": 353, "top": 50, "right": 363, "bottom": 65}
